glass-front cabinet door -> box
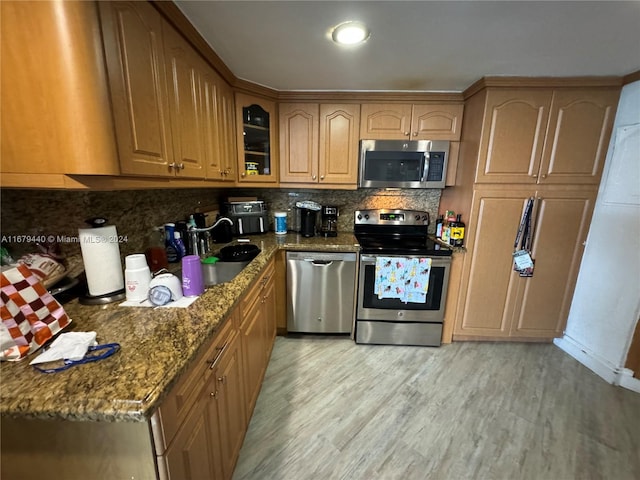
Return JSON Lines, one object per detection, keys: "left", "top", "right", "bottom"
{"left": 235, "top": 93, "right": 278, "bottom": 184}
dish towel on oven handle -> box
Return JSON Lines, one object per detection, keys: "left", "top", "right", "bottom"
{"left": 374, "top": 257, "right": 432, "bottom": 303}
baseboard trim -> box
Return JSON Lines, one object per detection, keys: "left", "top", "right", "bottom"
{"left": 554, "top": 335, "right": 639, "bottom": 394}
{"left": 619, "top": 368, "right": 640, "bottom": 394}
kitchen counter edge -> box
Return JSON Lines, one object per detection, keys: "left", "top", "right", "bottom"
{"left": 0, "top": 234, "right": 359, "bottom": 423}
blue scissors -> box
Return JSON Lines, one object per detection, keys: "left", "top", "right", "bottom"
{"left": 32, "top": 343, "right": 121, "bottom": 374}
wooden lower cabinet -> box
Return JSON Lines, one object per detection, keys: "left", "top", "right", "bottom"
{"left": 162, "top": 390, "right": 221, "bottom": 480}
{"left": 212, "top": 326, "right": 247, "bottom": 479}
{"left": 241, "top": 260, "right": 276, "bottom": 419}
{"left": 453, "top": 187, "right": 596, "bottom": 340}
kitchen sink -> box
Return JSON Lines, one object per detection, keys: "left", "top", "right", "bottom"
{"left": 201, "top": 244, "right": 261, "bottom": 285}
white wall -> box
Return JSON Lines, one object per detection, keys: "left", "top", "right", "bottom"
{"left": 555, "top": 80, "right": 640, "bottom": 393}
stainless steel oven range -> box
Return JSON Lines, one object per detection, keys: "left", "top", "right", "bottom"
{"left": 354, "top": 209, "right": 452, "bottom": 346}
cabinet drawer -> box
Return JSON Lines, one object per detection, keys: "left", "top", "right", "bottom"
{"left": 240, "top": 261, "right": 275, "bottom": 325}
{"left": 151, "top": 317, "right": 234, "bottom": 455}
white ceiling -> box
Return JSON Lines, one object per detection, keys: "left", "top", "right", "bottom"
{"left": 175, "top": 0, "right": 640, "bottom": 93}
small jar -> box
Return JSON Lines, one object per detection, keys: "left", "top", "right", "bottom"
{"left": 275, "top": 212, "right": 287, "bottom": 235}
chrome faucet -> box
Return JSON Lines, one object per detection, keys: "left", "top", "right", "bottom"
{"left": 188, "top": 217, "right": 233, "bottom": 257}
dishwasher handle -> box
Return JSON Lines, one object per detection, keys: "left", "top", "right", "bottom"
{"left": 305, "top": 259, "right": 334, "bottom": 266}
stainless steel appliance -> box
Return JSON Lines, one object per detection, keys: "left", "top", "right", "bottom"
{"left": 286, "top": 251, "right": 357, "bottom": 334}
{"left": 359, "top": 140, "right": 449, "bottom": 189}
{"left": 320, "top": 206, "right": 339, "bottom": 237}
{"left": 223, "top": 200, "right": 268, "bottom": 235}
{"left": 354, "top": 209, "right": 452, "bottom": 346}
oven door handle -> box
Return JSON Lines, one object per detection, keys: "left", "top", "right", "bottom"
{"left": 360, "top": 255, "right": 377, "bottom": 263}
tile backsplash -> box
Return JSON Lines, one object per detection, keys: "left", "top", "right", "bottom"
{"left": 1, "top": 187, "right": 441, "bottom": 272}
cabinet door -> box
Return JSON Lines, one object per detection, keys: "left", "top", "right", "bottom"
{"left": 240, "top": 292, "right": 267, "bottom": 418}
{"left": 454, "top": 190, "right": 531, "bottom": 337}
{"left": 202, "top": 67, "right": 223, "bottom": 181}
{"left": 262, "top": 263, "right": 277, "bottom": 359}
{"left": 411, "top": 104, "right": 464, "bottom": 140}
{"left": 202, "top": 67, "right": 236, "bottom": 182}
{"left": 162, "top": 391, "right": 218, "bottom": 480}
{"left": 538, "top": 89, "right": 619, "bottom": 185}
{"left": 475, "top": 90, "right": 552, "bottom": 184}
{"left": 319, "top": 104, "right": 360, "bottom": 185}
{"left": 360, "top": 104, "right": 412, "bottom": 139}
{"left": 217, "top": 81, "right": 237, "bottom": 181}
{"left": 236, "top": 93, "right": 278, "bottom": 183}
{"left": 1, "top": 1, "right": 118, "bottom": 177}
{"left": 279, "top": 103, "right": 319, "bottom": 183}
{"left": 214, "top": 328, "right": 246, "bottom": 479}
{"left": 511, "top": 191, "right": 596, "bottom": 337}
{"left": 163, "top": 24, "right": 206, "bottom": 178}
{"left": 100, "top": 1, "right": 173, "bottom": 177}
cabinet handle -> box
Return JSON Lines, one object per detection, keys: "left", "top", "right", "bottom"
{"left": 210, "top": 391, "right": 219, "bottom": 399}
{"left": 320, "top": 175, "right": 325, "bottom": 180}
{"left": 403, "top": 131, "right": 410, "bottom": 136}
{"left": 168, "top": 162, "right": 177, "bottom": 169}
{"left": 312, "top": 175, "right": 317, "bottom": 180}
{"left": 241, "top": 172, "right": 246, "bottom": 177}
{"left": 412, "top": 132, "right": 418, "bottom": 137}
{"left": 207, "top": 341, "right": 229, "bottom": 370}
{"left": 532, "top": 174, "right": 538, "bottom": 178}
{"left": 541, "top": 174, "right": 547, "bottom": 179}
{"left": 178, "top": 163, "right": 185, "bottom": 170}
{"left": 218, "top": 375, "right": 227, "bottom": 385}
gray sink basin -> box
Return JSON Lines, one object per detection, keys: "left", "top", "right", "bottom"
{"left": 202, "top": 260, "right": 250, "bottom": 285}
{"left": 201, "top": 244, "right": 261, "bottom": 285}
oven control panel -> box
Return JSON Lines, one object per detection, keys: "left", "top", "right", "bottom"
{"left": 355, "top": 209, "right": 430, "bottom": 226}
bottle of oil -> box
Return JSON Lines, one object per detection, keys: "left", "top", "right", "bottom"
{"left": 450, "top": 214, "right": 465, "bottom": 247}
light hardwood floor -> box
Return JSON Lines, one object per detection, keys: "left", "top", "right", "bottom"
{"left": 233, "top": 336, "right": 640, "bottom": 480}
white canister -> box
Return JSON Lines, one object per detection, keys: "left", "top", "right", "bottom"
{"left": 124, "top": 254, "right": 152, "bottom": 302}
{"left": 275, "top": 212, "right": 287, "bottom": 235}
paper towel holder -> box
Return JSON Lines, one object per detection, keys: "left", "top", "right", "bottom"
{"left": 78, "top": 217, "right": 126, "bottom": 305}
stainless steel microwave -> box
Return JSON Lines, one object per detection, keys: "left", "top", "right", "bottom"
{"left": 358, "top": 139, "right": 449, "bottom": 189}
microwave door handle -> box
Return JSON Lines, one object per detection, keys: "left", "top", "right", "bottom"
{"left": 422, "top": 152, "right": 430, "bottom": 182}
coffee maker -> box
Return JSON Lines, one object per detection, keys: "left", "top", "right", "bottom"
{"left": 320, "top": 206, "right": 339, "bottom": 237}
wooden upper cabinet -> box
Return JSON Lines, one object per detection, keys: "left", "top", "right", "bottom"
{"left": 163, "top": 23, "right": 206, "bottom": 178}
{"left": 279, "top": 103, "right": 319, "bottom": 183}
{"left": 411, "top": 104, "right": 464, "bottom": 140}
{"left": 360, "top": 104, "right": 412, "bottom": 139}
{"left": 100, "top": 1, "right": 174, "bottom": 177}
{"left": 360, "top": 103, "right": 463, "bottom": 140}
{"left": 475, "top": 87, "right": 619, "bottom": 185}
{"left": 319, "top": 104, "right": 361, "bottom": 185}
{"left": 539, "top": 88, "right": 619, "bottom": 185}
{"left": 1, "top": 1, "right": 118, "bottom": 179}
{"left": 216, "top": 81, "right": 237, "bottom": 181}
{"left": 475, "top": 89, "right": 553, "bottom": 184}
{"left": 235, "top": 93, "right": 278, "bottom": 184}
{"left": 280, "top": 103, "right": 359, "bottom": 186}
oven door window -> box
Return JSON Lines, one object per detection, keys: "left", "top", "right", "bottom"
{"left": 360, "top": 262, "right": 445, "bottom": 311}
{"left": 363, "top": 151, "right": 425, "bottom": 182}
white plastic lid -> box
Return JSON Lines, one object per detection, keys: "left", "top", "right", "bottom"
{"left": 275, "top": 212, "right": 287, "bottom": 217}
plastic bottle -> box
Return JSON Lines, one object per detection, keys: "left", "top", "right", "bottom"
{"left": 164, "top": 223, "right": 180, "bottom": 263}
{"left": 450, "top": 214, "right": 466, "bottom": 247}
{"left": 435, "top": 215, "right": 444, "bottom": 239}
{"left": 174, "top": 231, "right": 187, "bottom": 258}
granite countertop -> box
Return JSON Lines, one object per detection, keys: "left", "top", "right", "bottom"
{"left": 0, "top": 233, "right": 359, "bottom": 423}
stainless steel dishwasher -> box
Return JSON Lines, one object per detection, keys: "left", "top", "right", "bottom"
{"left": 286, "top": 251, "right": 357, "bottom": 334}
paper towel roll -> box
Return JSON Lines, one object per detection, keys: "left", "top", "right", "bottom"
{"left": 79, "top": 225, "right": 124, "bottom": 296}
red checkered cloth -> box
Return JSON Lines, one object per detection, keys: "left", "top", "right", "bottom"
{"left": 1, "top": 264, "right": 71, "bottom": 361}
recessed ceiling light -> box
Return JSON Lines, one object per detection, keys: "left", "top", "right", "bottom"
{"left": 331, "top": 21, "right": 370, "bottom": 46}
